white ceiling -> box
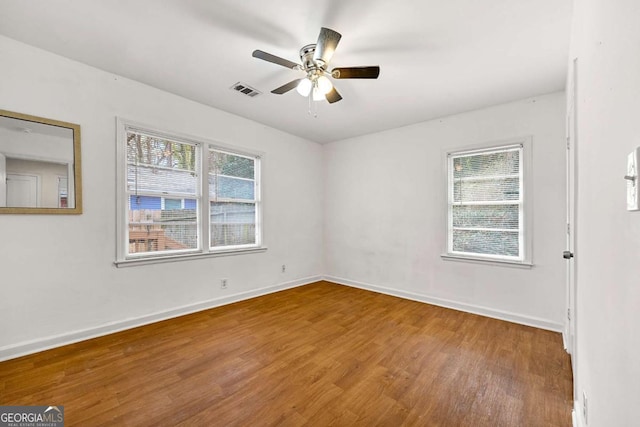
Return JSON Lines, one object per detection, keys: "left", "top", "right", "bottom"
{"left": 0, "top": 0, "right": 572, "bottom": 144}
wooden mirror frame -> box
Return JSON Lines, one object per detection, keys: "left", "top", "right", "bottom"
{"left": 0, "top": 109, "right": 82, "bottom": 214}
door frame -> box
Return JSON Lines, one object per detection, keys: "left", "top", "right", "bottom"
{"left": 565, "top": 57, "right": 578, "bottom": 400}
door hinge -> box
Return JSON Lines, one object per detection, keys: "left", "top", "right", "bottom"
{"left": 567, "top": 308, "right": 571, "bottom": 321}
{"left": 566, "top": 136, "right": 571, "bottom": 150}
{"left": 567, "top": 223, "right": 571, "bottom": 234}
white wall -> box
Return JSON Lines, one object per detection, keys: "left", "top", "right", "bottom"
{"left": 324, "top": 92, "right": 567, "bottom": 330}
{"left": 0, "top": 35, "right": 324, "bottom": 359}
{"left": 570, "top": 0, "right": 640, "bottom": 425}
{"left": 0, "top": 126, "right": 74, "bottom": 164}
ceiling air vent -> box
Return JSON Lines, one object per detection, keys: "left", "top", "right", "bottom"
{"left": 230, "top": 82, "right": 261, "bottom": 98}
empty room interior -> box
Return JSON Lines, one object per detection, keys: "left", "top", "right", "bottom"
{"left": 0, "top": 0, "right": 638, "bottom": 426}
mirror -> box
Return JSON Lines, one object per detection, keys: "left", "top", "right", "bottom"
{"left": 0, "top": 110, "right": 82, "bottom": 214}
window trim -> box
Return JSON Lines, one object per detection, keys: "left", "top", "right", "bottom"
{"left": 115, "top": 118, "right": 265, "bottom": 267}
{"left": 441, "top": 137, "right": 533, "bottom": 267}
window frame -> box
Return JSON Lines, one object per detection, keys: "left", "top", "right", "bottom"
{"left": 207, "top": 146, "right": 262, "bottom": 253}
{"left": 115, "top": 118, "right": 265, "bottom": 267}
{"left": 442, "top": 137, "right": 533, "bottom": 267}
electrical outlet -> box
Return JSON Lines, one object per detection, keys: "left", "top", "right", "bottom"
{"left": 583, "top": 391, "right": 588, "bottom": 424}
{"left": 221, "top": 279, "right": 228, "bottom": 289}
{"left": 281, "top": 264, "right": 286, "bottom": 273}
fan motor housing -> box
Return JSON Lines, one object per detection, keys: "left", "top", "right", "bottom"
{"left": 300, "top": 44, "right": 325, "bottom": 72}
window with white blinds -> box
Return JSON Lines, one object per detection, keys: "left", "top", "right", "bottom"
{"left": 117, "top": 121, "right": 262, "bottom": 265}
{"left": 446, "top": 141, "right": 531, "bottom": 263}
{"left": 126, "top": 132, "right": 199, "bottom": 255}
{"left": 208, "top": 149, "right": 258, "bottom": 248}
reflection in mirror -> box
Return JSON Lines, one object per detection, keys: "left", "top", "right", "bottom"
{"left": 0, "top": 110, "right": 81, "bottom": 214}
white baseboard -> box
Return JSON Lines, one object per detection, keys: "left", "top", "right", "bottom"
{"left": 0, "top": 275, "right": 322, "bottom": 362}
{"left": 323, "top": 275, "right": 564, "bottom": 333}
{"left": 573, "top": 402, "right": 585, "bottom": 427}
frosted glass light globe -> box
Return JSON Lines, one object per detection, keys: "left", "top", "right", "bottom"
{"left": 312, "top": 87, "right": 325, "bottom": 101}
{"left": 296, "top": 78, "right": 312, "bottom": 96}
{"left": 316, "top": 75, "right": 333, "bottom": 95}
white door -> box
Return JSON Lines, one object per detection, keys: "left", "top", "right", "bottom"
{"left": 7, "top": 173, "right": 39, "bottom": 207}
{"left": 565, "top": 58, "right": 578, "bottom": 393}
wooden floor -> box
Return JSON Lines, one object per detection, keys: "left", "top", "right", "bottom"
{"left": 0, "top": 281, "right": 573, "bottom": 426}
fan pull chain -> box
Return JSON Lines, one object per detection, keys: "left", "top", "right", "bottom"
{"left": 307, "top": 92, "right": 318, "bottom": 118}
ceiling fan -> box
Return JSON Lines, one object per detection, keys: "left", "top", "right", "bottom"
{"left": 252, "top": 27, "right": 380, "bottom": 104}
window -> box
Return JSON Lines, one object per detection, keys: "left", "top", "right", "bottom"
{"left": 208, "top": 149, "right": 258, "bottom": 247}
{"left": 445, "top": 139, "right": 531, "bottom": 265}
{"left": 116, "top": 120, "right": 263, "bottom": 265}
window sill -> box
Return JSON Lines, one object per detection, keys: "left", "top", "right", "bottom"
{"left": 440, "top": 253, "right": 533, "bottom": 269}
{"left": 115, "top": 247, "right": 268, "bottom": 268}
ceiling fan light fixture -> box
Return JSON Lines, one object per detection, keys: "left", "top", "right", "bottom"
{"left": 253, "top": 27, "right": 379, "bottom": 106}
{"left": 296, "top": 78, "right": 312, "bottom": 96}
{"left": 312, "top": 86, "right": 325, "bottom": 102}
{"left": 316, "top": 75, "right": 333, "bottom": 95}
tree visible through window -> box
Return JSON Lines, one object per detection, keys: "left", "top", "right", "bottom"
{"left": 119, "top": 124, "right": 261, "bottom": 262}
{"left": 447, "top": 143, "right": 527, "bottom": 262}
{"left": 127, "top": 133, "right": 198, "bottom": 254}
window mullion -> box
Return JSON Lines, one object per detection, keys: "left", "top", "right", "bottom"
{"left": 254, "top": 156, "right": 262, "bottom": 247}
{"left": 453, "top": 174, "right": 520, "bottom": 182}
{"left": 452, "top": 201, "right": 520, "bottom": 206}
{"left": 200, "top": 144, "right": 209, "bottom": 253}
{"left": 452, "top": 227, "right": 519, "bottom": 232}
{"left": 519, "top": 144, "right": 525, "bottom": 259}
{"left": 447, "top": 154, "right": 454, "bottom": 253}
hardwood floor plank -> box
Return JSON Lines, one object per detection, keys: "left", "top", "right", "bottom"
{"left": 0, "top": 281, "right": 573, "bottom": 426}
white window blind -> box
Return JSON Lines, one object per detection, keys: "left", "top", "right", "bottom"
{"left": 447, "top": 144, "right": 525, "bottom": 261}
{"left": 208, "top": 149, "right": 258, "bottom": 249}
{"left": 126, "top": 131, "right": 199, "bottom": 255}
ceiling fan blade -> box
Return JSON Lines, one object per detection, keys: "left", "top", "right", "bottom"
{"left": 271, "top": 79, "right": 303, "bottom": 94}
{"left": 325, "top": 87, "right": 343, "bottom": 104}
{"left": 313, "top": 27, "right": 342, "bottom": 65}
{"left": 331, "top": 66, "right": 380, "bottom": 79}
{"left": 252, "top": 50, "right": 299, "bottom": 70}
